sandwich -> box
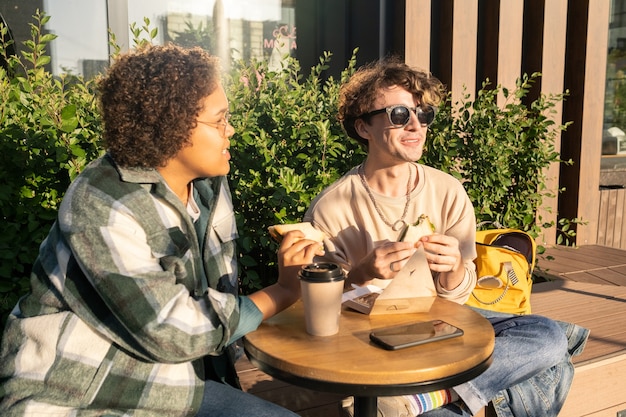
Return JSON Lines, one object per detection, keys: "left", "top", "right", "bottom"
{"left": 397, "top": 214, "right": 436, "bottom": 243}
{"left": 268, "top": 222, "right": 327, "bottom": 243}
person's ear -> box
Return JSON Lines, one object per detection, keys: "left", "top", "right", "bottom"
{"left": 354, "top": 118, "right": 372, "bottom": 140}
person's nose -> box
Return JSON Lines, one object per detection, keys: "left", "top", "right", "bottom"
{"left": 405, "top": 109, "right": 425, "bottom": 130}
{"left": 225, "top": 121, "right": 235, "bottom": 138}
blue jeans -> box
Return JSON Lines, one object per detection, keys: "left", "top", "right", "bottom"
{"left": 423, "top": 308, "right": 588, "bottom": 417}
{"left": 195, "top": 379, "right": 299, "bottom": 417}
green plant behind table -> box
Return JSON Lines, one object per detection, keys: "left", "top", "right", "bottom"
{"left": 0, "top": 11, "right": 104, "bottom": 325}
{"left": 225, "top": 52, "right": 365, "bottom": 292}
{"left": 424, "top": 75, "right": 575, "bottom": 247}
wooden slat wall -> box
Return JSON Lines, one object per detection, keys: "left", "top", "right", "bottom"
{"left": 404, "top": 0, "right": 613, "bottom": 247}
{"left": 495, "top": 0, "right": 523, "bottom": 107}
{"left": 106, "top": 0, "right": 130, "bottom": 53}
{"left": 404, "top": 0, "right": 431, "bottom": 70}
{"left": 536, "top": 0, "right": 568, "bottom": 246}
{"left": 450, "top": 0, "right": 478, "bottom": 105}
{"left": 576, "top": 1, "right": 611, "bottom": 245}
{"left": 597, "top": 187, "right": 626, "bottom": 249}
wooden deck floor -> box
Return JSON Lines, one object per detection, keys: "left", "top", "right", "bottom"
{"left": 535, "top": 244, "right": 626, "bottom": 286}
{"left": 236, "top": 356, "right": 345, "bottom": 417}
{"left": 238, "top": 244, "right": 626, "bottom": 416}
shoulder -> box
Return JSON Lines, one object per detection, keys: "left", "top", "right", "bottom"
{"left": 60, "top": 156, "right": 164, "bottom": 229}
{"left": 307, "top": 166, "right": 360, "bottom": 212}
{"left": 66, "top": 155, "right": 155, "bottom": 201}
{"left": 318, "top": 166, "right": 360, "bottom": 197}
{"left": 419, "top": 164, "right": 464, "bottom": 187}
{"left": 418, "top": 164, "right": 470, "bottom": 199}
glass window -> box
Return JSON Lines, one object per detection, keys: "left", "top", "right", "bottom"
{"left": 126, "top": 0, "right": 296, "bottom": 71}
{"left": 42, "top": 0, "right": 109, "bottom": 77}
{"left": 603, "top": 0, "right": 626, "bottom": 186}
{"left": 0, "top": 1, "right": 109, "bottom": 78}
{"left": 1, "top": 0, "right": 295, "bottom": 79}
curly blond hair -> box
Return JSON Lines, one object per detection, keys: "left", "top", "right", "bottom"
{"left": 338, "top": 57, "right": 445, "bottom": 147}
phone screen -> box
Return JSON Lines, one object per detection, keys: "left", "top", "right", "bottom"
{"left": 369, "top": 320, "right": 464, "bottom": 350}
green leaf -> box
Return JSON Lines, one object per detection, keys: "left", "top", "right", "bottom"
{"left": 40, "top": 33, "right": 58, "bottom": 43}
{"left": 60, "top": 104, "right": 78, "bottom": 132}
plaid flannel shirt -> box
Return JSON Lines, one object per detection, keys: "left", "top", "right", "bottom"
{"left": 0, "top": 155, "right": 259, "bottom": 416}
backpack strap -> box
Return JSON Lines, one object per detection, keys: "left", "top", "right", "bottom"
{"left": 505, "top": 262, "right": 519, "bottom": 285}
{"left": 471, "top": 262, "right": 516, "bottom": 305}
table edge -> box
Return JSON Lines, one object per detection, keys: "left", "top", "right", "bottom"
{"left": 244, "top": 349, "right": 493, "bottom": 396}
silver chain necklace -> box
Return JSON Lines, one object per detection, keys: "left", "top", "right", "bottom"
{"left": 358, "top": 163, "right": 413, "bottom": 231}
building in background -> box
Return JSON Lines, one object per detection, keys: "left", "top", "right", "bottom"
{"left": 0, "top": 0, "right": 297, "bottom": 77}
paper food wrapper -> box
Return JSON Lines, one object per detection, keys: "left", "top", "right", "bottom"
{"left": 342, "top": 247, "right": 437, "bottom": 315}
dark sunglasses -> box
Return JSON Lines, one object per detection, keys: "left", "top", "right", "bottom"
{"left": 360, "top": 104, "right": 436, "bottom": 128}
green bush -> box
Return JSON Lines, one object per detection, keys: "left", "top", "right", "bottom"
{"left": 0, "top": 11, "right": 103, "bottom": 325}
{"left": 0, "top": 13, "right": 571, "bottom": 330}
{"left": 424, "top": 78, "right": 572, "bottom": 239}
{"left": 226, "top": 52, "right": 365, "bottom": 292}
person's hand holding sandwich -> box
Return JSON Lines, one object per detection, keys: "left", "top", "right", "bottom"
{"left": 347, "top": 215, "right": 463, "bottom": 291}
{"left": 251, "top": 224, "right": 326, "bottom": 319}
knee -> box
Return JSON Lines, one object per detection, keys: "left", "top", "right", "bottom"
{"left": 493, "top": 314, "right": 568, "bottom": 361}
{"left": 524, "top": 315, "right": 568, "bottom": 363}
{"left": 534, "top": 315, "right": 567, "bottom": 343}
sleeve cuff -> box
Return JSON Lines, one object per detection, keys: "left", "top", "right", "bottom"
{"left": 228, "top": 296, "right": 264, "bottom": 344}
{"left": 435, "top": 263, "right": 477, "bottom": 304}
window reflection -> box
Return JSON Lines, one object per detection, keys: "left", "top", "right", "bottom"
{"left": 0, "top": 0, "right": 109, "bottom": 78}
{"left": 0, "top": 0, "right": 295, "bottom": 78}
{"left": 128, "top": 0, "right": 296, "bottom": 71}
{"left": 603, "top": 0, "right": 626, "bottom": 185}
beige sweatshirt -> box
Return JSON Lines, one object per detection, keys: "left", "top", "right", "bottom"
{"left": 304, "top": 163, "right": 477, "bottom": 304}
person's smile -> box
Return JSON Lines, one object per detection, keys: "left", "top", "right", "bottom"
{"left": 398, "top": 134, "right": 424, "bottom": 147}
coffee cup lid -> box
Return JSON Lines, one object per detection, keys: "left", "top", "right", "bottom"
{"left": 299, "top": 262, "right": 345, "bottom": 282}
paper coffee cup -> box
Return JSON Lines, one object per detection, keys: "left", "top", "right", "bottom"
{"left": 299, "top": 263, "right": 346, "bottom": 336}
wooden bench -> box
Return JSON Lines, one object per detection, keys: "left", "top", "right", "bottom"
{"left": 532, "top": 244, "right": 626, "bottom": 416}
{"left": 237, "top": 245, "right": 626, "bottom": 416}
{"left": 236, "top": 357, "right": 345, "bottom": 416}
{"left": 531, "top": 280, "right": 626, "bottom": 416}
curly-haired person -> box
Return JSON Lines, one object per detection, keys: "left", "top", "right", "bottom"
{"left": 304, "top": 58, "right": 589, "bottom": 417}
{"left": 0, "top": 44, "right": 321, "bottom": 417}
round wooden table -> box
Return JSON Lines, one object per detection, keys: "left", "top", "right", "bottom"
{"left": 243, "top": 297, "right": 494, "bottom": 417}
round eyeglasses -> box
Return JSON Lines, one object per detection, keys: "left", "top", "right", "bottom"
{"left": 360, "top": 104, "right": 436, "bottom": 128}
{"left": 197, "top": 112, "right": 231, "bottom": 137}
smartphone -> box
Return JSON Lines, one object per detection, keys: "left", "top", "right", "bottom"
{"left": 369, "top": 320, "right": 464, "bottom": 350}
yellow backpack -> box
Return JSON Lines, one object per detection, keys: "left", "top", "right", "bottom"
{"left": 465, "top": 228, "right": 536, "bottom": 315}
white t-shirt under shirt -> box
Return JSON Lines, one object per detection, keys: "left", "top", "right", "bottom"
{"left": 304, "top": 163, "right": 477, "bottom": 304}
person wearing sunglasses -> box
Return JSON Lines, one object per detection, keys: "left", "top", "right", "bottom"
{"left": 304, "top": 58, "right": 581, "bottom": 416}
{"left": 0, "top": 44, "right": 323, "bottom": 417}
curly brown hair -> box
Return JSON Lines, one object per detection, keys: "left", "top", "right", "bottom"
{"left": 97, "top": 44, "right": 221, "bottom": 168}
{"left": 338, "top": 57, "right": 446, "bottom": 148}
